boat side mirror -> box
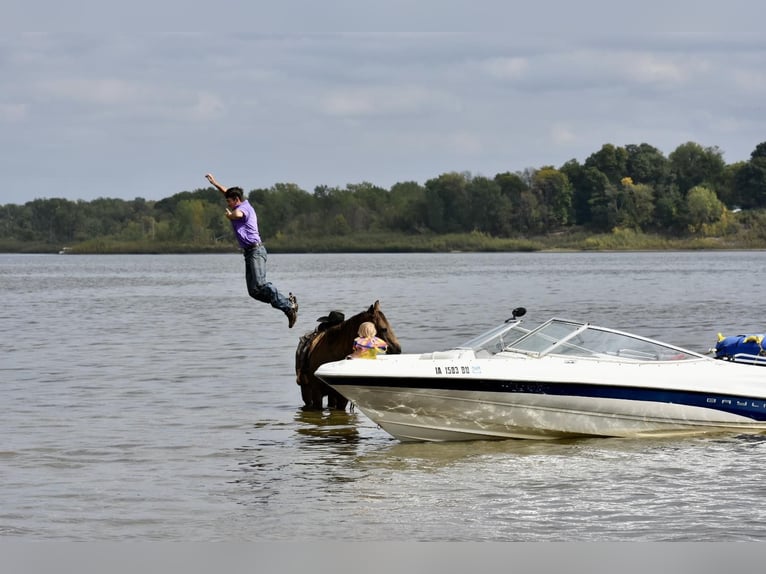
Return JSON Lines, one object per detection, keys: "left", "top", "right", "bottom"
{"left": 506, "top": 307, "right": 526, "bottom": 322}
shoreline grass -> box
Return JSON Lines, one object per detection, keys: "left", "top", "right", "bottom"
{"left": 4, "top": 228, "right": 766, "bottom": 255}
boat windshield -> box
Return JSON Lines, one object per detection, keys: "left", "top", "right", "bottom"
{"left": 505, "top": 318, "right": 703, "bottom": 361}
{"left": 457, "top": 320, "right": 530, "bottom": 355}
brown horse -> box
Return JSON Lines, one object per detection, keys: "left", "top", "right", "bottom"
{"left": 295, "top": 300, "right": 402, "bottom": 410}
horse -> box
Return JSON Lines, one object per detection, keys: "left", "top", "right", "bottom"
{"left": 295, "top": 300, "right": 402, "bottom": 410}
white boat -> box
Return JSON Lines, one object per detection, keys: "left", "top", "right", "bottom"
{"left": 314, "top": 309, "right": 766, "bottom": 442}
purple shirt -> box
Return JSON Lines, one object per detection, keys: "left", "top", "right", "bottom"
{"left": 230, "top": 200, "right": 262, "bottom": 248}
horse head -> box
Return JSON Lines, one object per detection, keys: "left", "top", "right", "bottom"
{"left": 367, "top": 300, "right": 402, "bottom": 354}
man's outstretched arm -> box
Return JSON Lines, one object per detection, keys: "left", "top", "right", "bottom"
{"left": 205, "top": 173, "right": 227, "bottom": 194}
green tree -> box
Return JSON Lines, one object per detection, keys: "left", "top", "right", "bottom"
{"left": 615, "top": 179, "right": 655, "bottom": 230}
{"left": 588, "top": 183, "right": 619, "bottom": 232}
{"left": 752, "top": 141, "right": 766, "bottom": 160}
{"left": 733, "top": 142, "right": 766, "bottom": 209}
{"left": 685, "top": 185, "right": 724, "bottom": 233}
{"left": 652, "top": 185, "right": 684, "bottom": 233}
{"left": 24, "top": 198, "right": 83, "bottom": 243}
{"left": 584, "top": 143, "right": 628, "bottom": 184}
{"left": 530, "top": 167, "right": 573, "bottom": 228}
{"left": 386, "top": 181, "right": 427, "bottom": 232}
{"left": 718, "top": 162, "right": 746, "bottom": 208}
{"left": 423, "top": 184, "right": 447, "bottom": 233}
{"left": 625, "top": 143, "right": 669, "bottom": 186}
{"left": 494, "top": 171, "right": 530, "bottom": 234}
{"left": 515, "top": 189, "right": 545, "bottom": 234}
{"left": 494, "top": 171, "right": 528, "bottom": 203}
{"left": 560, "top": 160, "right": 604, "bottom": 227}
{"left": 424, "top": 172, "right": 471, "bottom": 233}
{"left": 345, "top": 182, "right": 389, "bottom": 231}
{"left": 668, "top": 142, "right": 726, "bottom": 195}
{"left": 466, "top": 176, "right": 508, "bottom": 235}
{"left": 329, "top": 213, "right": 352, "bottom": 235}
{"left": 172, "top": 199, "right": 209, "bottom": 243}
{"left": 0, "top": 203, "right": 34, "bottom": 241}
{"left": 251, "top": 183, "right": 314, "bottom": 235}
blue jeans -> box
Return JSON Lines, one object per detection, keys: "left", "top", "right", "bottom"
{"left": 243, "top": 244, "right": 291, "bottom": 312}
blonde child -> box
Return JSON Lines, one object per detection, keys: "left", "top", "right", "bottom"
{"left": 349, "top": 322, "right": 388, "bottom": 359}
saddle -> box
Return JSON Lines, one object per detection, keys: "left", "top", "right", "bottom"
{"left": 295, "top": 329, "right": 326, "bottom": 385}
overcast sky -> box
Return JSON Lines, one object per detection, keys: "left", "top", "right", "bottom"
{"left": 2, "top": 1, "right": 765, "bottom": 205}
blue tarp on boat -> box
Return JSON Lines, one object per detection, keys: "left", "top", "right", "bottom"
{"left": 713, "top": 333, "right": 766, "bottom": 366}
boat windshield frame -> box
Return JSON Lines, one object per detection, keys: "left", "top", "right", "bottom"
{"left": 504, "top": 318, "right": 706, "bottom": 361}
{"left": 456, "top": 319, "right": 529, "bottom": 355}
{"left": 456, "top": 317, "right": 708, "bottom": 361}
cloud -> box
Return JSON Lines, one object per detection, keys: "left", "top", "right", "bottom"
{"left": 38, "top": 77, "right": 146, "bottom": 106}
{"left": 445, "top": 131, "right": 483, "bottom": 155}
{"left": 619, "top": 53, "right": 689, "bottom": 85}
{"left": 31, "top": 76, "right": 226, "bottom": 124}
{"left": 0, "top": 103, "right": 27, "bottom": 122}
{"left": 481, "top": 57, "right": 529, "bottom": 80}
{"left": 188, "top": 92, "right": 227, "bottom": 121}
{"left": 732, "top": 69, "right": 766, "bottom": 94}
{"left": 1, "top": 18, "right": 766, "bottom": 205}
{"left": 319, "top": 85, "right": 459, "bottom": 117}
{"left": 550, "top": 124, "right": 577, "bottom": 145}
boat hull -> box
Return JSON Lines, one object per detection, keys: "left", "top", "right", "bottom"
{"left": 329, "top": 383, "right": 766, "bottom": 442}
{"left": 317, "top": 354, "right": 766, "bottom": 442}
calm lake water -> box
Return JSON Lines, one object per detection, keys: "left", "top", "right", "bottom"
{"left": 3, "top": 250, "right": 766, "bottom": 541}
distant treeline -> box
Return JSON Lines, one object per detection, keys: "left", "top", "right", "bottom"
{"left": 3, "top": 140, "right": 766, "bottom": 253}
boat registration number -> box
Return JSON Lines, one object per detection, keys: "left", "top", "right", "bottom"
{"left": 436, "top": 365, "right": 471, "bottom": 375}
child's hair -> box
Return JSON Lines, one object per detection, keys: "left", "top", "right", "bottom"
{"left": 357, "top": 322, "right": 377, "bottom": 338}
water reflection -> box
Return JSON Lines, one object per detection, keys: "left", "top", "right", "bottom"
{"left": 293, "top": 408, "right": 362, "bottom": 445}
{"left": 350, "top": 431, "right": 766, "bottom": 475}
{"left": 349, "top": 436, "right": 590, "bottom": 474}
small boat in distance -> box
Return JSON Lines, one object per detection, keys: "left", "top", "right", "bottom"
{"left": 315, "top": 308, "right": 766, "bottom": 442}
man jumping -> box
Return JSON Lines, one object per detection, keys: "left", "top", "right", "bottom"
{"left": 206, "top": 173, "right": 298, "bottom": 328}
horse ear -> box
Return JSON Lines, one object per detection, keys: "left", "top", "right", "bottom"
{"left": 373, "top": 300, "right": 380, "bottom": 312}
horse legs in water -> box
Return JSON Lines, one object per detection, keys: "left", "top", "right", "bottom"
{"left": 301, "top": 378, "right": 349, "bottom": 410}
{"left": 300, "top": 380, "right": 323, "bottom": 410}
{"left": 326, "top": 386, "right": 348, "bottom": 410}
